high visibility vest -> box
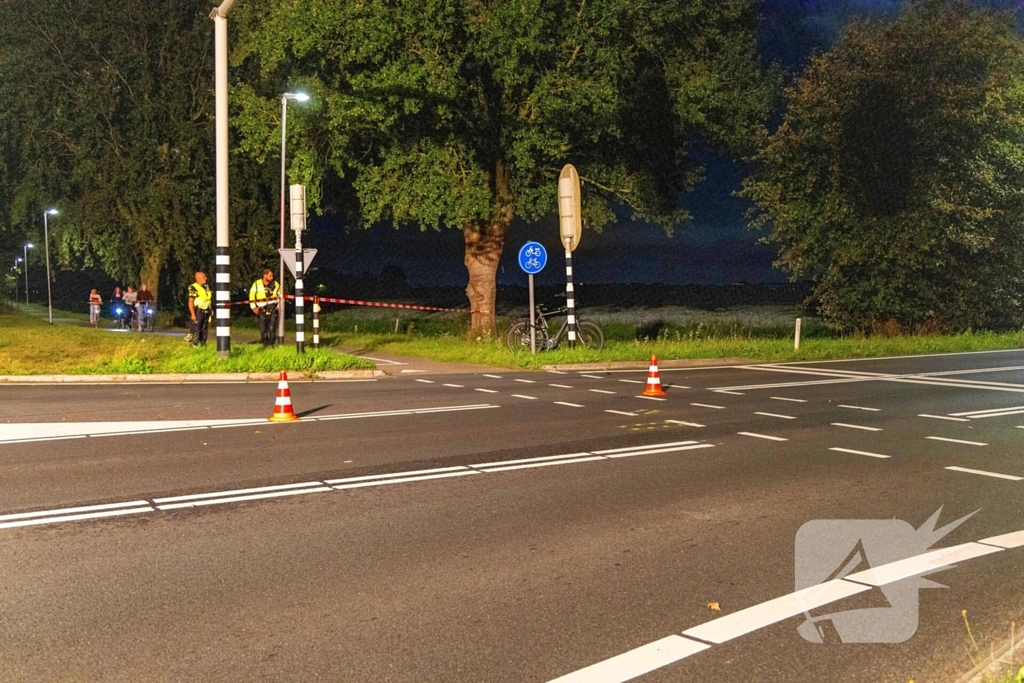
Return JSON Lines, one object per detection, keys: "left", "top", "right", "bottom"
{"left": 188, "top": 282, "right": 212, "bottom": 310}
{"left": 249, "top": 279, "right": 280, "bottom": 314}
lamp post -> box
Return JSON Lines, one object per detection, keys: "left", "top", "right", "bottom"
{"left": 211, "top": 0, "right": 236, "bottom": 357}
{"left": 13, "top": 258, "right": 22, "bottom": 303}
{"left": 43, "top": 209, "right": 57, "bottom": 323}
{"left": 277, "top": 91, "right": 310, "bottom": 345}
{"left": 22, "top": 243, "right": 33, "bottom": 304}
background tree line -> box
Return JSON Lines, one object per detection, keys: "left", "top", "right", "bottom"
{"left": 1, "top": 0, "right": 1022, "bottom": 333}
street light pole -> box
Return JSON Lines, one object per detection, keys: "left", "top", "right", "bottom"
{"left": 277, "top": 92, "right": 309, "bottom": 345}
{"left": 23, "top": 243, "right": 32, "bottom": 304}
{"left": 211, "top": 0, "right": 236, "bottom": 358}
{"left": 43, "top": 209, "right": 57, "bottom": 323}
{"left": 13, "top": 258, "right": 21, "bottom": 304}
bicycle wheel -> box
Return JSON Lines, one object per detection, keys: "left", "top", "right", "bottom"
{"left": 575, "top": 321, "right": 605, "bottom": 350}
{"left": 505, "top": 320, "right": 531, "bottom": 352}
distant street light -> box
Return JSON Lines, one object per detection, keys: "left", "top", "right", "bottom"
{"left": 277, "top": 91, "right": 310, "bottom": 345}
{"left": 43, "top": 208, "right": 58, "bottom": 323}
{"left": 23, "top": 243, "right": 33, "bottom": 304}
{"left": 13, "top": 257, "right": 22, "bottom": 303}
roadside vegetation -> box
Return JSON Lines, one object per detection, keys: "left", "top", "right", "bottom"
{"left": 0, "top": 307, "right": 373, "bottom": 375}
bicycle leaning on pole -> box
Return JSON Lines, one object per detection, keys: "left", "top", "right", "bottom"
{"left": 505, "top": 294, "right": 604, "bottom": 352}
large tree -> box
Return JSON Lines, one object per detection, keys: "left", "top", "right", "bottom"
{"left": 743, "top": 0, "right": 1024, "bottom": 332}
{"left": 0, "top": 0, "right": 277, "bottom": 304}
{"left": 233, "top": 0, "right": 773, "bottom": 335}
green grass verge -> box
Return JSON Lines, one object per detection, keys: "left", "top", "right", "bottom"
{"left": 0, "top": 308, "right": 374, "bottom": 375}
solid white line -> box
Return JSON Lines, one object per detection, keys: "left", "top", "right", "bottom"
{"left": 581, "top": 374, "right": 605, "bottom": 379}
{"left": 605, "top": 410, "right": 638, "bottom": 417}
{"left": 157, "top": 486, "right": 332, "bottom": 510}
{"left": 619, "top": 379, "right": 645, "bottom": 384}
{"left": 475, "top": 388, "right": 498, "bottom": 394}
{"left": 979, "top": 529, "right": 1024, "bottom": 549}
{"left": 919, "top": 414, "right": 969, "bottom": 422}
{"left": 415, "top": 379, "right": 435, "bottom": 384}
{"left": 666, "top": 384, "right": 690, "bottom": 389}
{"left": 637, "top": 395, "right": 667, "bottom": 402}
{"left": 154, "top": 481, "right": 326, "bottom": 504}
{"left": 682, "top": 579, "right": 870, "bottom": 644}
{"left": 589, "top": 389, "right": 616, "bottom": 394}
{"left": 594, "top": 441, "right": 698, "bottom": 455}
{"left": 516, "top": 379, "right": 537, "bottom": 383}
{"left": 480, "top": 456, "right": 605, "bottom": 473}
{"left": 325, "top": 467, "right": 468, "bottom": 485}
{"left": 546, "top": 635, "right": 710, "bottom": 683}
{"left": 605, "top": 444, "right": 714, "bottom": 459}
{"left": 832, "top": 423, "right": 882, "bottom": 432}
{"left": 945, "top": 466, "right": 1023, "bottom": 481}
{"left": 829, "top": 447, "right": 891, "bottom": 459}
{"left": 482, "top": 374, "right": 503, "bottom": 379}
{"left": 410, "top": 404, "right": 498, "bottom": 414}
{"left": 665, "top": 420, "right": 705, "bottom": 428}
{"left": 845, "top": 543, "right": 1003, "bottom": 587}
{"left": 754, "top": 412, "right": 796, "bottom": 420}
{"left": 443, "top": 383, "right": 464, "bottom": 388}
{"left": 962, "top": 407, "right": 1024, "bottom": 419}
{"left": 555, "top": 401, "right": 584, "bottom": 408}
{"left": 0, "top": 500, "right": 152, "bottom": 522}
{"left": 952, "top": 405, "right": 1024, "bottom": 417}
{"left": 713, "top": 390, "right": 745, "bottom": 395}
{"left": 550, "top": 383, "right": 574, "bottom": 388}
{"left": 332, "top": 471, "right": 478, "bottom": 490}
{"left": 691, "top": 403, "right": 725, "bottom": 410}
{"left": 512, "top": 394, "right": 538, "bottom": 400}
{"left": 0, "top": 506, "right": 154, "bottom": 530}
{"left": 926, "top": 436, "right": 988, "bottom": 446}
{"left": 770, "top": 396, "right": 807, "bottom": 403}
{"left": 738, "top": 432, "right": 787, "bottom": 442}
{"left": 839, "top": 405, "right": 880, "bottom": 412}
{"left": 361, "top": 356, "right": 406, "bottom": 365}
{"left": 470, "top": 453, "right": 593, "bottom": 468}
{"left": 546, "top": 370, "right": 569, "bottom": 374}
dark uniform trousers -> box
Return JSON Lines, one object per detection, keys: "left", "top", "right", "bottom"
{"left": 257, "top": 307, "right": 278, "bottom": 345}
{"left": 191, "top": 309, "right": 210, "bottom": 346}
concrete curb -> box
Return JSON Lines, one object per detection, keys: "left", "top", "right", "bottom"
{"left": 0, "top": 369, "right": 384, "bottom": 384}
{"left": 541, "top": 358, "right": 751, "bottom": 371}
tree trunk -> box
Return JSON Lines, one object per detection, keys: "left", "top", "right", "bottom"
{"left": 139, "top": 244, "right": 167, "bottom": 306}
{"left": 464, "top": 160, "right": 513, "bottom": 338}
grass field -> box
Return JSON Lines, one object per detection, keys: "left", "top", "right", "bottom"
{"left": 0, "top": 306, "right": 374, "bottom": 375}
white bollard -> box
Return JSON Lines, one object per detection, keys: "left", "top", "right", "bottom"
{"left": 794, "top": 317, "right": 802, "bottom": 351}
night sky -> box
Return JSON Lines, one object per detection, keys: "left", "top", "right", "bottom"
{"left": 304, "top": 0, "right": 1018, "bottom": 289}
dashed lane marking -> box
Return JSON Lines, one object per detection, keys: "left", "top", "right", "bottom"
{"left": 589, "top": 389, "right": 616, "bottom": 394}
{"left": 619, "top": 379, "right": 645, "bottom": 384}
{"left": 927, "top": 436, "right": 988, "bottom": 446}
{"left": 580, "top": 374, "right": 605, "bottom": 379}
{"left": 475, "top": 388, "right": 498, "bottom": 394}
{"left": 546, "top": 370, "right": 569, "bottom": 375}
{"left": 754, "top": 412, "right": 796, "bottom": 420}
{"left": 637, "top": 395, "right": 667, "bottom": 402}
{"left": 831, "top": 423, "right": 882, "bottom": 432}
{"left": 737, "top": 432, "right": 788, "bottom": 442}
{"left": 691, "top": 403, "right": 725, "bottom": 410}
{"left": 770, "top": 396, "right": 807, "bottom": 403}
{"left": 516, "top": 379, "right": 537, "bottom": 384}
{"left": 443, "top": 383, "right": 464, "bottom": 388}
{"left": 919, "top": 414, "right": 970, "bottom": 422}
{"left": 666, "top": 384, "right": 690, "bottom": 389}
{"left": 666, "top": 420, "right": 704, "bottom": 428}
{"left": 550, "top": 384, "right": 574, "bottom": 389}
{"left": 945, "top": 466, "right": 1023, "bottom": 481}
{"left": 415, "top": 379, "right": 435, "bottom": 384}
{"left": 482, "top": 374, "right": 503, "bottom": 379}
{"left": 829, "top": 447, "right": 891, "bottom": 459}
{"left": 554, "top": 401, "right": 585, "bottom": 408}
{"left": 952, "top": 405, "right": 1024, "bottom": 417}
{"left": 512, "top": 394, "right": 538, "bottom": 400}
{"left": 838, "top": 405, "right": 880, "bottom": 412}
{"left": 713, "top": 390, "right": 745, "bottom": 396}
{"left": 605, "top": 410, "right": 639, "bottom": 417}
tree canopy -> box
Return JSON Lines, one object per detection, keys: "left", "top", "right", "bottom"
{"left": 743, "top": 0, "right": 1024, "bottom": 332}
{"left": 233, "top": 0, "right": 774, "bottom": 334}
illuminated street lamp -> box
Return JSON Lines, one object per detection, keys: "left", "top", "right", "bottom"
{"left": 13, "top": 257, "right": 22, "bottom": 303}
{"left": 43, "top": 208, "right": 58, "bottom": 323}
{"left": 23, "top": 243, "right": 33, "bottom": 304}
{"left": 277, "top": 91, "right": 310, "bottom": 345}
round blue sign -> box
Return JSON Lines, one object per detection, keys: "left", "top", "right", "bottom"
{"left": 518, "top": 241, "right": 547, "bottom": 275}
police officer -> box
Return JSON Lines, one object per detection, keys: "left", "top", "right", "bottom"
{"left": 249, "top": 268, "right": 280, "bottom": 345}
{"left": 187, "top": 271, "right": 212, "bottom": 346}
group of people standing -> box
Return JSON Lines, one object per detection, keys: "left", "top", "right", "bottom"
{"left": 87, "top": 284, "right": 155, "bottom": 329}
{"left": 184, "top": 269, "right": 280, "bottom": 347}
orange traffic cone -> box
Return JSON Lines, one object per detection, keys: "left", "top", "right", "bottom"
{"left": 269, "top": 371, "right": 300, "bottom": 422}
{"left": 641, "top": 355, "right": 668, "bottom": 397}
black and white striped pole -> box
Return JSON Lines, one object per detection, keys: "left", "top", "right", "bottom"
{"left": 290, "top": 184, "right": 306, "bottom": 354}
{"left": 312, "top": 297, "right": 321, "bottom": 348}
{"left": 558, "top": 164, "right": 582, "bottom": 348}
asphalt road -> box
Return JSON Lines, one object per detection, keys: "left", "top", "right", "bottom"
{"left": 2, "top": 350, "right": 1023, "bottom": 682}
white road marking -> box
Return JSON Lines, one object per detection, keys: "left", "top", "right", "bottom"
{"left": 399, "top": 369, "right": 428, "bottom": 374}
{"left": 443, "top": 383, "right": 464, "bottom": 388}
{"left": 926, "top": 436, "right": 988, "bottom": 446}
{"left": 555, "top": 401, "right": 584, "bottom": 408}
{"left": 666, "top": 384, "right": 690, "bottom": 389}
{"left": 512, "top": 394, "right": 538, "bottom": 400}
{"left": 470, "top": 453, "right": 593, "bottom": 468}
{"left": 0, "top": 506, "right": 153, "bottom": 530}
{"left": 952, "top": 405, "right": 1024, "bottom": 417}
{"left": 516, "top": 379, "right": 537, "bottom": 383}
{"left": 325, "top": 467, "right": 468, "bottom": 485}
{"left": 619, "top": 379, "right": 645, "bottom": 384}
{"left": 546, "top": 370, "right": 569, "bottom": 374}
{"left": 690, "top": 403, "right": 725, "bottom": 410}
{"left": 737, "top": 432, "right": 788, "bottom": 442}
{"left": 754, "top": 412, "right": 796, "bottom": 420}
{"left": 550, "top": 384, "right": 574, "bottom": 389}
{"left": 415, "top": 379, "right": 435, "bottom": 384}
{"left": 332, "top": 471, "right": 478, "bottom": 490}
{"left": 918, "top": 414, "right": 969, "bottom": 422}
{"left": 959, "top": 407, "right": 1024, "bottom": 419}
{"left": 832, "top": 423, "right": 882, "bottom": 432}
{"left": 666, "top": 420, "right": 705, "bottom": 428}
{"left": 482, "top": 374, "right": 503, "bottom": 379}
{"left": 945, "top": 466, "right": 1023, "bottom": 481}
{"left": 157, "top": 486, "right": 332, "bottom": 510}
{"left": 154, "top": 482, "right": 326, "bottom": 504}
{"left": 361, "top": 356, "right": 406, "bottom": 365}
{"left": 479, "top": 456, "right": 605, "bottom": 473}
{"left": 0, "top": 500, "right": 152, "bottom": 522}
{"left": 713, "top": 390, "right": 745, "bottom": 395}
{"left": 594, "top": 441, "right": 698, "bottom": 454}
{"left": 606, "top": 444, "right": 714, "bottom": 458}
{"left": 979, "top": 530, "right": 1024, "bottom": 548}
{"left": 839, "top": 405, "right": 880, "bottom": 412}
{"left": 475, "top": 388, "right": 498, "bottom": 393}
{"left": 581, "top": 374, "right": 605, "bottom": 379}
{"left": 829, "top": 447, "right": 891, "bottom": 459}
{"left": 547, "top": 635, "right": 709, "bottom": 683}
{"left": 682, "top": 580, "right": 869, "bottom": 644}
{"left": 637, "top": 395, "right": 667, "bottom": 402}
{"left": 605, "top": 410, "right": 638, "bottom": 417}
{"left": 770, "top": 396, "right": 807, "bottom": 403}
{"left": 845, "top": 543, "right": 1002, "bottom": 587}
{"left": 589, "top": 389, "right": 616, "bottom": 395}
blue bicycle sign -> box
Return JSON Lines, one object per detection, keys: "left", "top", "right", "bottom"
{"left": 517, "top": 241, "right": 547, "bottom": 275}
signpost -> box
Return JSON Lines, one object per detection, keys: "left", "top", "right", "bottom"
{"left": 278, "top": 248, "right": 317, "bottom": 278}
{"left": 517, "top": 241, "right": 547, "bottom": 354}
{"left": 558, "top": 165, "right": 582, "bottom": 346}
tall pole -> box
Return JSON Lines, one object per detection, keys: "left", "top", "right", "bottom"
{"left": 564, "top": 237, "right": 576, "bottom": 347}
{"left": 211, "top": 1, "right": 235, "bottom": 358}
{"left": 290, "top": 184, "right": 307, "bottom": 354}
{"left": 43, "top": 212, "right": 53, "bottom": 323}
{"left": 23, "top": 244, "right": 30, "bottom": 304}
{"left": 278, "top": 96, "right": 288, "bottom": 345}
{"left": 528, "top": 273, "right": 536, "bottom": 354}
